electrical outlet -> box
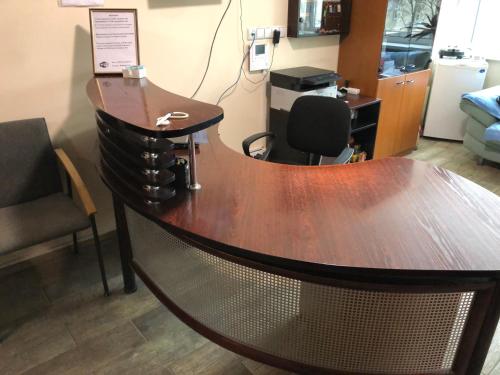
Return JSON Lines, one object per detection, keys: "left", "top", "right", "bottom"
{"left": 247, "top": 28, "right": 256, "bottom": 40}
{"left": 248, "top": 26, "right": 287, "bottom": 41}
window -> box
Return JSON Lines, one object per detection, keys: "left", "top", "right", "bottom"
{"left": 472, "top": 0, "right": 500, "bottom": 59}
{"left": 433, "top": 0, "right": 500, "bottom": 60}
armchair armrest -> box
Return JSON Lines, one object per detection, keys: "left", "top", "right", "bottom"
{"left": 319, "top": 147, "right": 354, "bottom": 166}
{"left": 54, "top": 148, "right": 96, "bottom": 216}
{"left": 334, "top": 147, "right": 355, "bottom": 165}
{"left": 242, "top": 132, "right": 275, "bottom": 161}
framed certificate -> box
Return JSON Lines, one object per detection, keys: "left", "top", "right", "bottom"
{"left": 89, "top": 9, "right": 140, "bottom": 75}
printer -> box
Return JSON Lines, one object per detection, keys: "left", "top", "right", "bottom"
{"left": 270, "top": 66, "right": 341, "bottom": 112}
{"left": 268, "top": 66, "right": 342, "bottom": 163}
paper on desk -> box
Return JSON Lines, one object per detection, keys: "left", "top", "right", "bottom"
{"left": 60, "top": 0, "right": 104, "bottom": 6}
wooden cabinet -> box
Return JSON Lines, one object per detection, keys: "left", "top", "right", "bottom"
{"left": 337, "top": 0, "right": 388, "bottom": 97}
{"left": 395, "top": 70, "right": 430, "bottom": 154}
{"left": 287, "top": 0, "right": 352, "bottom": 38}
{"left": 338, "top": 0, "right": 439, "bottom": 158}
{"left": 374, "top": 70, "right": 430, "bottom": 158}
{"left": 374, "top": 76, "right": 405, "bottom": 159}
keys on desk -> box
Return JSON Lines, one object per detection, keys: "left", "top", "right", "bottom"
{"left": 156, "top": 112, "right": 190, "bottom": 127}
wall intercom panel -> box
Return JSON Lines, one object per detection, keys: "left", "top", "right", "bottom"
{"left": 249, "top": 43, "right": 270, "bottom": 72}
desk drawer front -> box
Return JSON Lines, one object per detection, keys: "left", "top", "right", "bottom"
{"left": 98, "top": 126, "right": 176, "bottom": 169}
{"left": 100, "top": 145, "right": 175, "bottom": 187}
{"left": 96, "top": 111, "right": 175, "bottom": 151}
{"left": 96, "top": 113, "right": 192, "bottom": 204}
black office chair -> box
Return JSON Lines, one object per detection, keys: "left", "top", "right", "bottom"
{"left": 242, "top": 96, "right": 354, "bottom": 165}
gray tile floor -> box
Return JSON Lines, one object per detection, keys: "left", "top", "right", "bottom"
{"left": 0, "top": 138, "right": 499, "bottom": 374}
{"left": 408, "top": 138, "right": 500, "bottom": 196}
{"left": 0, "top": 236, "right": 284, "bottom": 375}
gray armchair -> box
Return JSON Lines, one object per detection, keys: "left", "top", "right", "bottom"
{"left": 460, "top": 96, "right": 500, "bottom": 165}
{"left": 0, "top": 118, "right": 109, "bottom": 295}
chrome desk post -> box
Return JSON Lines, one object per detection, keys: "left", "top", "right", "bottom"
{"left": 188, "top": 134, "right": 201, "bottom": 190}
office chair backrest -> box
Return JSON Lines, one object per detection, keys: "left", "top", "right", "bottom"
{"left": 0, "top": 118, "right": 62, "bottom": 208}
{"left": 287, "top": 96, "right": 351, "bottom": 158}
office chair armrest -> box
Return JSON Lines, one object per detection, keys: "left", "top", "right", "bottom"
{"left": 54, "top": 148, "right": 97, "bottom": 217}
{"left": 242, "top": 132, "right": 275, "bottom": 160}
{"left": 334, "top": 147, "right": 354, "bottom": 165}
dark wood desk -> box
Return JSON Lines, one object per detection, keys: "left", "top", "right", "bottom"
{"left": 88, "top": 77, "right": 500, "bottom": 375}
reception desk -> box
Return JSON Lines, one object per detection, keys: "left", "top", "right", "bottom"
{"left": 87, "top": 77, "right": 500, "bottom": 375}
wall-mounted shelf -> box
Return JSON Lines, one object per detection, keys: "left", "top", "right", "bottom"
{"left": 288, "top": 0, "right": 352, "bottom": 38}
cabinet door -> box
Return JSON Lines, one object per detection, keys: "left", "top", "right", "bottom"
{"left": 373, "top": 75, "right": 405, "bottom": 159}
{"left": 395, "top": 69, "right": 431, "bottom": 155}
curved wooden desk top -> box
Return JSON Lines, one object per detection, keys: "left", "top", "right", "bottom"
{"left": 87, "top": 77, "right": 500, "bottom": 278}
{"left": 87, "top": 77, "right": 224, "bottom": 137}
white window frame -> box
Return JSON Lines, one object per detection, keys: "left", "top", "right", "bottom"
{"left": 471, "top": 0, "right": 500, "bottom": 60}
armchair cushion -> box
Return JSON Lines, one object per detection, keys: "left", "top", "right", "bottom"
{"left": 0, "top": 193, "right": 90, "bottom": 255}
{"left": 460, "top": 100, "right": 497, "bottom": 127}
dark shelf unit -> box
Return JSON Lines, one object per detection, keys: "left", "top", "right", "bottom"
{"left": 351, "top": 121, "right": 377, "bottom": 134}
{"left": 349, "top": 100, "right": 380, "bottom": 160}
{"left": 288, "top": 0, "right": 352, "bottom": 38}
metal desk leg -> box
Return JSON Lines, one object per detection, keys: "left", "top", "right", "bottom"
{"left": 188, "top": 134, "right": 202, "bottom": 190}
{"left": 112, "top": 194, "right": 137, "bottom": 294}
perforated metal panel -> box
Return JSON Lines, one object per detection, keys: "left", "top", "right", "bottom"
{"left": 126, "top": 207, "right": 475, "bottom": 374}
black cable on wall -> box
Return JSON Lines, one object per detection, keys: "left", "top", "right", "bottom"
{"left": 191, "top": 0, "right": 234, "bottom": 99}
